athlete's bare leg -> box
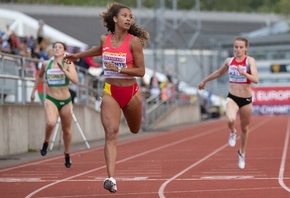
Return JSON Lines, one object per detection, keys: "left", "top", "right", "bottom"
{"left": 101, "top": 93, "right": 121, "bottom": 178}
{"left": 238, "top": 103, "right": 252, "bottom": 154}
{"left": 225, "top": 98, "right": 239, "bottom": 133}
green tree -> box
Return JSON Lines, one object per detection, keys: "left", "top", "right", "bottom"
{"left": 0, "top": 0, "right": 288, "bottom": 14}
{"left": 276, "top": 0, "right": 290, "bottom": 16}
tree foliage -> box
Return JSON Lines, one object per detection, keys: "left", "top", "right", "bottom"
{"left": 0, "top": 0, "right": 290, "bottom": 15}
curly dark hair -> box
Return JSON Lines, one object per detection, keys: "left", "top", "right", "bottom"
{"left": 100, "top": 2, "right": 150, "bottom": 47}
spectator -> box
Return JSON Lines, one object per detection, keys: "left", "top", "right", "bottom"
{"left": 37, "top": 19, "right": 45, "bottom": 45}
{"left": 1, "top": 24, "right": 14, "bottom": 54}
{"left": 7, "top": 32, "right": 20, "bottom": 55}
{"left": 0, "top": 36, "right": 3, "bottom": 52}
{"left": 85, "top": 56, "right": 101, "bottom": 68}
{"left": 149, "top": 71, "right": 161, "bottom": 102}
{"left": 27, "top": 35, "right": 36, "bottom": 56}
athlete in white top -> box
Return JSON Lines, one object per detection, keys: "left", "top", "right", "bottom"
{"left": 198, "top": 37, "right": 258, "bottom": 169}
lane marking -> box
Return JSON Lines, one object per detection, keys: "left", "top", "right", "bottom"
{"left": 4, "top": 116, "right": 283, "bottom": 197}
{"left": 158, "top": 117, "right": 272, "bottom": 198}
{"left": 0, "top": 119, "right": 213, "bottom": 173}
{"left": 0, "top": 178, "right": 43, "bottom": 182}
{"left": 26, "top": 186, "right": 283, "bottom": 198}
{"left": 95, "top": 176, "right": 148, "bottom": 181}
{"left": 200, "top": 175, "right": 254, "bottom": 180}
{"left": 278, "top": 116, "right": 290, "bottom": 192}
{"left": 0, "top": 149, "right": 98, "bottom": 173}
{"left": 24, "top": 123, "right": 227, "bottom": 197}
{"left": 1, "top": 176, "right": 288, "bottom": 183}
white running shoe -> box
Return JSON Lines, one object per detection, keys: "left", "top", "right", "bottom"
{"left": 228, "top": 132, "right": 236, "bottom": 147}
{"left": 104, "top": 177, "right": 117, "bottom": 193}
{"left": 238, "top": 150, "right": 245, "bottom": 169}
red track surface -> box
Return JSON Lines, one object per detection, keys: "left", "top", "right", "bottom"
{"left": 1, "top": 115, "right": 290, "bottom": 198}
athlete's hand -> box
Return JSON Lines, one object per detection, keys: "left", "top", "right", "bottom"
{"left": 64, "top": 54, "right": 78, "bottom": 64}
{"left": 105, "top": 62, "right": 117, "bottom": 72}
{"left": 30, "top": 92, "right": 35, "bottom": 102}
{"left": 237, "top": 65, "right": 245, "bottom": 75}
{"left": 198, "top": 81, "right": 206, "bottom": 90}
{"left": 57, "top": 62, "right": 64, "bottom": 71}
{"left": 57, "top": 62, "right": 70, "bottom": 75}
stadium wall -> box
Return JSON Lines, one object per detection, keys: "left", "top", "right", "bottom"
{"left": 0, "top": 103, "right": 201, "bottom": 156}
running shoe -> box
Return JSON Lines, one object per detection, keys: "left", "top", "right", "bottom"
{"left": 228, "top": 132, "right": 236, "bottom": 147}
{"left": 238, "top": 150, "right": 245, "bottom": 169}
{"left": 104, "top": 177, "right": 117, "bottom": 193}
{"left": 64, "top": 154, "right": 72, "bottom": 168}
{"left": 40, "top": 142, "right": 48, "bottom": 156}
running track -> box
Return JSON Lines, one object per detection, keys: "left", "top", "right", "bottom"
{"left": 1, "top": 115, "right": 290, "bottom": 198}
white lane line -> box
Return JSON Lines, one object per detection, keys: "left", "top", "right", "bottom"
{"left": 158, "top": 142, "right": 229, "bottom": 198}
{"left": 158, "top": 186, "right": 283, "bottom": 194}
{"left": 2, "top": 176, "right": 287, "bottom": 183}
{"left": 201, "top": 175, "right": 254, "bottom": 179}
{"left": 24, "top": 124, "right": 226, "bottom": 198}
{"left": 27, "top": 186, "right": 283, "bottom": 198}
{"left": 158, "top": 117, "right": 271, "bottom": 198}
{"left": 0, "top": 149, "right": 98, "bottom": 173}
{"left": 0, "top": 121, "right": 208, "bottom": 173}
{"left": 278, "top": 116, "right": 290, "bottom": 192}
{"left": 0, "top": 177, "right": 43, "bottom": 182}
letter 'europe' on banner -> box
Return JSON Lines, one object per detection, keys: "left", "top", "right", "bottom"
{"left": 251, "top": 86, "right": 290, "bottom": 115}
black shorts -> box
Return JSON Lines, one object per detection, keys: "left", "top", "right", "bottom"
{"left": 227, "top": 93, "right": 252, "bottom": 108}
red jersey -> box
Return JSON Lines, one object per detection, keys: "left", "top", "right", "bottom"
{"left": 228, "top": 56, "right": 251, "bottom": 84}
{"left": 102, "top": 33, "right": 135, "bottom": 79}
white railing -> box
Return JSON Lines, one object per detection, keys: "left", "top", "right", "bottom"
{"left": 0, "top": 52, "right": 196, "bottom": 130}
{"left": 0, "top": 52, "right": 101, "bottom": 107}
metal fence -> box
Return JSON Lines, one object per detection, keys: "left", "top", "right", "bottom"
{"left": 0, "top": 52, "right": 101, "bottom": 107}
{"left": 0, "top": 52, "right": 194, "bottom": 130}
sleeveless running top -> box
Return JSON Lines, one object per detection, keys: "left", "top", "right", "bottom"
{"left": 228, "top": 56, "right": 251, "bottom": 84}
{"left": 102, "top": 33, "right": 135, "bottom": 79}
{"left": 45, "top": 60, "right": 69, "bottom": 87}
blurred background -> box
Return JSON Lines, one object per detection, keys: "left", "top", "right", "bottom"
{"left": 0, "top": 0, "right": 290, "bottom": 155}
